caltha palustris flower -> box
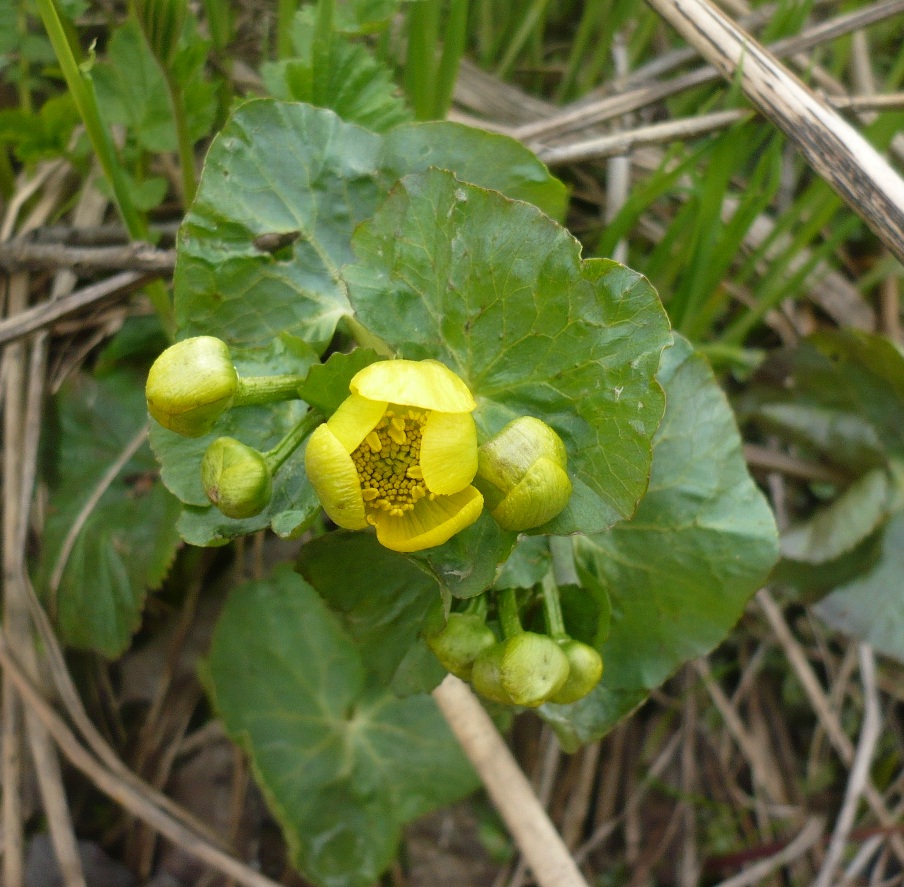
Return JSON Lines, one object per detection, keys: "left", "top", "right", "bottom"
{"left": 304, "top": 359, "right": 484, "bottom": 552}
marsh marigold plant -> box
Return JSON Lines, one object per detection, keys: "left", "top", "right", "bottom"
{"left": 304, "top": 359, "right": 484, "bottom": 552}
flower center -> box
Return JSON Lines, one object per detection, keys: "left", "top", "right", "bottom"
{"left": 351, "top": 409, "right": 430, "bottom": 520}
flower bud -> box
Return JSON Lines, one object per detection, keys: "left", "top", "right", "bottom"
{"left": 426, "top": 613, "right": 497, "bottom": 680}
{"left": 201, "top": 437, "right": 272, "bottom": 519}
{"left": 476, "top": 417, "right": 572, "bottom": 531}
{"left": 547, "top": 639, "right": 603, "bottom": 705}
{"left": 146, "top": 336, "right": 238, "bottom": 437}
{"left": 472, "top": 632, "right": 570, "bottom": 708}
{"left": 470, "top": 642, "right": 515, "bottom": 705}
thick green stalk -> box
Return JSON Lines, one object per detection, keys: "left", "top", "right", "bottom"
{"left": 35, "top": 0, "right": 147, "bottom": 238}
{"left": 497, "top": 588, "right": 523, "bottom": 640}
{"left": 264, "top": 409, "right": 324, "bottom": 473}
{"left": 235, "top": 374, "right": 308, "bottom": 406}
{"left": 540, "top": 573, "right": 567, "bottom": 640}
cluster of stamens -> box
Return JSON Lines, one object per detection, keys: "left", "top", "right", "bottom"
{"left": 351, "top": 409, "right": 431, "bottom": 522}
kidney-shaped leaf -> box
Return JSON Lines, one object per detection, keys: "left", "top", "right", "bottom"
{"left": 345, "top": 169, "right": 672, "bottom": 535}
{"left": 34, "top": 370, "right": 181, "bottom": 657}
{"left": 175, "top": 101, "right": 568, "bottom": 353}
{"left": 203, "top": 565, "right": 477, "bottom": 887}
{"left": 554, "top": 336, "right": 778, "bottom": 745}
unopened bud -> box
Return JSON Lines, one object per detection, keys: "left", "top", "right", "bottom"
{"left": 426, "top": 613, "right": 497, "bottom": 680}
{"left": 547, "top": 639, "right": 603, "bottom": 705}
{"left": 472, "top": 632, "right": 569, "bottom": 707}
{"left": 146, "top": 336, "right": 238, "bottom": 437}
{"left": 476, "top": 417, "right": 572, "bottom": 531}
{"left": 201, "top": 437, "right": 272, "bottom": 519}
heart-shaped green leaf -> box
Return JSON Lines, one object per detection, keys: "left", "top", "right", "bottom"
{"left": 203, "top": 565, "right": 478, "bottom": 887}
{"left": 546, "top": 336, "right": 778, "bottom": 748}
{"left": 345, "top": 169, "right": 672, "bottom": 534}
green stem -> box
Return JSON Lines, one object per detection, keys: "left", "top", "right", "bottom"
{"left": 34, "top": 0, "right": 176, "bottom": 337}
{"left": 164, "top": 77, "right": 197, "bottom": 206}
{"left": 540, "top": 572, "right": 567, "bottom": 640}
{"left": 432, "top": 0, "right": 468, "bottom": 118}
{"left": 549, "top": 535, "right": 578, "bottom": 586}
{"left": 312, "top": 0, "right": 334, "bottom": 107}
{"left": 276, "top": 0, "right": 297, "bottom": 58}
{"left": 497, "top": 588, "right": 523, "bottom": 639}
{"left": 235, "top": 374, "right": 307, "bottom": 406}
{"left": 17, "top": 3, "right": 33, "bottom": 114}
{"left": 463, "top": 594, "right": 488, "bottom": 619}
{"left": 35, "top": 0, "right": 147, "bottom": 239}
{"left": 264, "top": 409, "right": 324, "bottom": 473}
{"left": 405, "top": 0, "right": 441, "bottom": 120}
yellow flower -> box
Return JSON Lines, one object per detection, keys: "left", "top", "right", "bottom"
{"left": 304, "top": 359, "right": 484, "bottom": 552}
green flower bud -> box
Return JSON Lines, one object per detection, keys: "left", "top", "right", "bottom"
{"left": 470, "top": 642, "right": 515, "bottom": 705}
{"left": 547, "top": 639, "right": 603, "bottom": 705}
{"left": 426, "top": 613, "right": 497, "bottom": 680}
{"left": 476, "top": 417, "right": 572, "bottom": 531}
{"left": 472, "top": 632, "right": 569, "bottom": 708}
{"left": 146, "top": 336, "right": 238, "bottom": 437}
{"left": 201, "top": 437, "right": 272, "bottom": 519}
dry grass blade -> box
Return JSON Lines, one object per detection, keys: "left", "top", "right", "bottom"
{"left": 812, "top": 645, "right": 882, "bottom": 887}
{"left": 0, "top": 629, "right": 285, "bottom": 887}
{"left": 0, "top": 271, "right": 161, "bottom": 347}
{"left": 512, "top": 0, "right": 904, "bottom": 142}
{"left": 757, "top": 590, "right": 904, "bottom": 863}
{"left": 643, "top": 0, "right": 904, "bottom": 263}
{"left": 711, "top": 816, "right": 825, "bottom": 887}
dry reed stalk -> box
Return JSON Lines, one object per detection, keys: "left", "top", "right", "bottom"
{"left": 643, "top": 0, "right": 904, "bottom": 262}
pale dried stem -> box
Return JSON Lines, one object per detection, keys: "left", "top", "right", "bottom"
{"left": 0, "top": 629, "right": 286, "bottom": 887}
{"left": 642, "top": 0, "right": 904, "bottom": 262}
{"left": 0, "top": 271, "right": 158, "bottom": 348}
{"left": 3, "top": 161, "right": 87, "bottom": 887}
{"left": 508, "top": 0, "right": 904, "bottom": 143}
{"left": 711, "top": 816, "right": 826, "bottom": 887}
{"left": 575, "top": 730, "right": 683, "bottom": 864}
{"left": 433, "top": 675, "right": 590, "bottom": 887}
{"left": 47, "top": 424, "right": 149, "bottom": 615}
{"left": 693, "top": 659, "right": 787, "bottom": 805}
{"left": 678, "top": 669, "right": 699, "bottom": 887}
{"left": 812, "top": 645, "right": 882, "bottom": 887}
{"left": 806, "top": 644, "right": 858, "bottom": 783}
{"left": 757, "top": 590, "right": 904, "bottom": 863}
{"left": 0, "top": 240, "right": 175, "bottom": 273}
{"left": 505, "top": 725, "right": 566, "bottom": 887}
{"left": 561, "top": 742, "right": 601, "bottom": 850}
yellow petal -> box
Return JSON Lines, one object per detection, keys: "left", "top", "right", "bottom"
{"left": 326, "top": 393, "right": 387, "bottom": 452}
{"left": 304, "top": 424, "right": 368, "bottom": 529}
{"left": 350, "top": 359, "right": 475, "bottom": 413}
{"left": 371, "top": 486, "right": 484, "bottom": 552}
{"left": 420, "top": 411, "right": 478, "bottom": 496}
